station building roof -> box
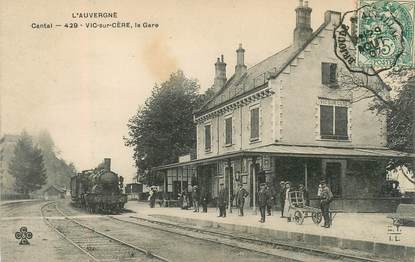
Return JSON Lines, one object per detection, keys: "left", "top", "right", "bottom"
{"left": 152, "top": 144, "right": 413, "bottom": 171}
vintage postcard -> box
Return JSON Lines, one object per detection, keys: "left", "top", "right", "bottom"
{"left": 1, "top": 0, "right": 415, "bottom": 261}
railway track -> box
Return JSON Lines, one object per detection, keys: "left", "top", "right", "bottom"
{"left": 41, "top": 202, "right": 170, "bottom": 262}
{"left": 109, "top": 215, "right": 390, "bottom": 262}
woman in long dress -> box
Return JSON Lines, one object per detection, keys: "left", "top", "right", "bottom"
{"left": 283, "top": 182, "right": 292, "bottom": 221}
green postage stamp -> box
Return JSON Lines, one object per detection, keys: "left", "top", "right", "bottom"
{"left": 357, "top": 0, "right": 415, "bottom": 68}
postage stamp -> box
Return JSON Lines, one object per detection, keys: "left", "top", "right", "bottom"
{"left": 333, "top": 0, "right": 415, "bottom": 75}
{"left": 356, "top": 0, "right": 415, "bottom": 68}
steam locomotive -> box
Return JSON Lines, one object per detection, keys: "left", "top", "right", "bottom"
{"left": 70, "top": 158, "right": 127, "bottom": 213}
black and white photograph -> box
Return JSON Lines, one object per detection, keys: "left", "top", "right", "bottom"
{"left": 1, "top": 0, "right": 415, "bottom": 261}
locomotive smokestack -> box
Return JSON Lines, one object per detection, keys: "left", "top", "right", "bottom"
{"left": 104, "top": 158, "right": 111, "bottom": 172}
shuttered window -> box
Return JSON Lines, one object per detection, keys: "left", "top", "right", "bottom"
{"left": 320, "top": 105, "right": 348, "bottom": 140}
{"left": 250, "top": 108, "right": 260, "bottom": 140}
{"left": 204, "top": 125, "right": 211, "bottom": 151}
{"left": 335, "top": 107, "right": 348, "bottom": 137}
{"left": 225, "top": 117, "right": 232, "bottom": 145}
{"left": 320, "top": 105, "right": 334, "bottom": 136}
{"left": 322, "top": 62, "right": 337, "bottom": 85}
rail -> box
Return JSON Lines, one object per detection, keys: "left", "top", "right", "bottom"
{"left": 41, "top": 201, "right": 170, "bottom": 262}
{"left": 109, "top": 215, "right": 389, "bottom": 262}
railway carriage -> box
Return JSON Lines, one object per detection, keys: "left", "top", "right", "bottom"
{"left": 70, "top": 158, "right": 127, "bottom": 213}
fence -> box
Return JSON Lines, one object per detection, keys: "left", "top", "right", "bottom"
{"left": 0, "top": 193, "right": 31, "bottom": 200}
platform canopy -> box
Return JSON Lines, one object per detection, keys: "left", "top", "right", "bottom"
{"left": 245, "top": 144, "right": 412, "bottom": 159}
{"left": 152, "top": 144, "right": 412, "bottom": 171}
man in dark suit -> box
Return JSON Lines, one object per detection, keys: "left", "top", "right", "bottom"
{"left": 258, "top": 183, "right": 270, "bottom": 223}
{"left": 149, "top": 186, "right": 157, "bottom": 208}
{"left": 235, "top": 183, "right": 249, "bottom": 216}
{"left": 266, "top": 184, "right": 273, "bottom": 216}
{"left": 298, "top": 184, "right": 309, "bottom": 206}
{"left": 320, "top": 180, "right": 333, "bottom": 228}
{"left": 217, "top": 183, "right": 228, "bottom": 217}
{"left": 279, "top": 181, "right": 286, "bottom": 218}
{"left": 192, "top": 185, "right": 200, "bottom": 212}
{"left": 201, "top": 188, "right": 208, "bottom": 213}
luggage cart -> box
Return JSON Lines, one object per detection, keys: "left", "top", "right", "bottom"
{"left": 288, "top": 191, "right": 342, "bottom": 226}
{"left": 288, "top": 191, "right": 322, "bottom": 225}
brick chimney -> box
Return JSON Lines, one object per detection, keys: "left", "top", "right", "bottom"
{"left": 235, "top": 44, "right": 247, "bottom": 78}
{"left": 293, "top": 0, "right": 313, "bottom": 49}
{"left": 104, "top": 158, "right": 111, "bottom": 172}
{"left": 213, "top": 55, "right": 227, "bottom": 92}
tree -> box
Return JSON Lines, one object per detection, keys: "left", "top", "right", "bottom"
{"left": 339, "top": 67, "right": 415, "bottom": 113}
{"left": 125, "top": 70, "right": 212, "bottom": 185}
{"left": 339, "top": 67, "right": 415, "bottom": 153}
{"left": 378, "top": 76, "right": 415, "bottom": 183}
{"left": 359, "top": 71, "right": 415, "bottom": 185}
{"left": 35, "top": 129, "right": 77, "bottom": 189}
{"left": 333, "top": 67, "right": 415, "bottom": 185}
{"left": 384, "top": 77, "right": 414, "bottom": 153}
{"left": 8, "top": 131, "right": 47, "bottom": 195}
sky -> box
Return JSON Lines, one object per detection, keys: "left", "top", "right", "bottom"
{"left": 1, "top": 0, "right": 356, "bottom": 183}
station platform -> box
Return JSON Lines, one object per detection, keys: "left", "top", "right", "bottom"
{"left": 124, "top": 201, "right": 415, "bottom": 261}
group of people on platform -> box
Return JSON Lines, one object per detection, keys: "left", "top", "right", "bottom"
{"left": 216, "top": 179, "right": 333, "bottom": 228}
{"left": 178, "top": 185, "right": 208, "bottom": 213}
{"left": 157, "top": 179, "right": 333, "bottom": 228}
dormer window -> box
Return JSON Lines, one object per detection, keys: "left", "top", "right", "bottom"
{"left": 322, "top": 62, "right": 337, "bottom": 86}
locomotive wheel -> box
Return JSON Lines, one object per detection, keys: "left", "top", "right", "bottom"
{"left": 312, "top": 212, "right": 322, "bottom": 225}
{"left": 294, "top": 211, "right": 304, "bottom": 225}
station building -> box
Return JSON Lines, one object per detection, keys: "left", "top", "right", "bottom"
{"left": 153, "top": 1, "right": 411, "bottom": 212}
{"left": 43, "top": 185, "right": 66, "bottom": 200}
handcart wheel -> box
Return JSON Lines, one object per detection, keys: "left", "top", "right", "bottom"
{"left": 294, "top": 211, "right": 304, "bottom": 225}
{"left": 312, "top": 212, "right": 322, "bottom": 224}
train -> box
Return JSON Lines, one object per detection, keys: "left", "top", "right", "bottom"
{"left": 70, "top": 158, "right": 127, "bottom": 213}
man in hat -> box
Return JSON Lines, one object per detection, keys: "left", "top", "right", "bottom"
{"left": 149, "top": 186, "right": 157, "bottom": 208}
{"left": 279, "top": 181, "right": 286, "bottom": 218}
{"left": 320, "top": 180, "right": 333, "bottom": 228}
{"left": 217, "top": 183, "right": 228, "bottom": 217}
{"left": 258, "top": 183, "right": 271, "bottom": 223}
{"left": 192, "top": 185, "right": 200, "bottom": 212}
{"left": 298, "top": 184, "right": 309, "bottom": 206}
{"left": 235, "top": 183, "right": 249, "bottom": 216}
{"left": 187, "top": 184, "right": 193, "bottom": 208}
{"left": 201, "top": 187, "right": 208, "bottom": 213}
{"left": 283, "top": 181, "right": 292, "bottom": 221}
{"left": 265, "top": 184, "right": 273, "bottom": 216}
